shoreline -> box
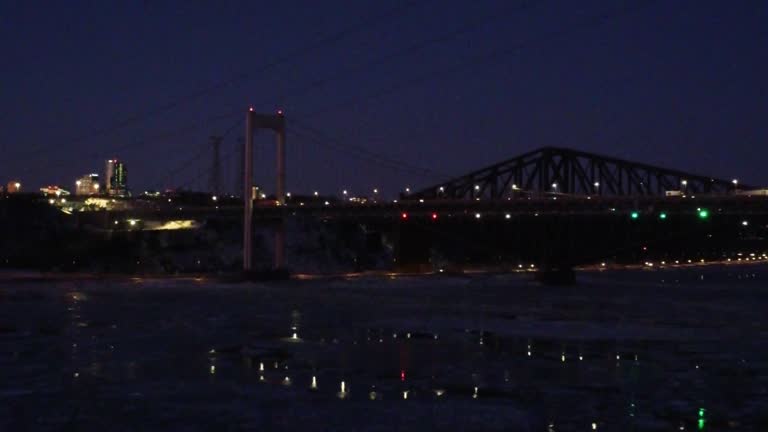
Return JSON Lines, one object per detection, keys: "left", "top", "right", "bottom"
{"left": 1, "top": 258, "right": 767, "bottom": 284}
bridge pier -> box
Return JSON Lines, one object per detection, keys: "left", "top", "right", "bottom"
{"left": 536, "top": 214, "right": 577, "bottom": 285}
{"left": 393, "top": 221, "right": 432, "bottom": 272}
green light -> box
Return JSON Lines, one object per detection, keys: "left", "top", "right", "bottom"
{"left": 698, "top": 419, "right": 705, "bottom": 430}
{"left": 659, "top": 212, "right": 667, "bottom": 220}
{"left": 698, "top": 408, "right": 705, "bottom": 418}
{"left": 631, "top": 211, "right": 639, "bottom": 220}
{"left": 698, "top": 209, "right": 709, "bottom": 219}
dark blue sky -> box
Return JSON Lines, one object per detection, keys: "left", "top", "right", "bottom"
{"left": 2, "top": 0, "right": 766, "bottom": 196}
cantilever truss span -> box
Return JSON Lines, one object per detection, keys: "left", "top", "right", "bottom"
{"left": 409, "top": 147, "right": 748, "bottom": 200}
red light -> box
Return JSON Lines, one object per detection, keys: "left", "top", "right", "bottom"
{"left": 400, "top": 370, "right": 405, "bottom": 381}
{"left": 401, "top": 212, "right": 408, "bottom": 220}
{"left": 248, "top": 107, "right": 254, "bottom": 112}
{"left": 277, "top": 109, "right": 284, "bottom": 115}
{"left": 431, "top": 213, "right": 438, "bottom": 220}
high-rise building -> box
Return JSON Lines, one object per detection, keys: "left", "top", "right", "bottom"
{"left": 75, "top": 174, "right": 101, "bottom": 196}
{"left": 105, "top": 159, "right": 128, "bottom": 197}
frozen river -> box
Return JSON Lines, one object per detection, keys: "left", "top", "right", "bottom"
{"left": 1, "top": 267, "right": 767, "bottom": 431}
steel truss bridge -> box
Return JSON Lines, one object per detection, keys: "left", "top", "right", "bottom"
{"left": 407, "top": 147, "right": 750, "bottom": 200}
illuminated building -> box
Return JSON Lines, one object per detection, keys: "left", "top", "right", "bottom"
{"left": 39, "top": 185, "right": 71, "bottom": 197}
{"left": 105, "top": 159, "right": 128, "bottom": 197}
{"left": 75, "top": 174, "right": 101, "bottom": 196}
{"left": 6, "top": 181, "right": 22, "bottom": 193}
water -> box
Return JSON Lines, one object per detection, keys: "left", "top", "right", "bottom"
{"left": 1, "top": 268, "right": 767, "bottom": 430}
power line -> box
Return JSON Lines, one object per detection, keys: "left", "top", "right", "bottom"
{"left": 21, "top": 109, "right": 242, "bottom": 177}
{"left": 276, "top": 0, "right": 540, "bottom": 106}
{"left": 151, "top": 2, "right": 540, "bottom": 191}
{"left": 298, "top": 0, "right": 661, "bottom": 119}
{"left": 10, "top": 1, "right": 427, "bottom": 166}
{"left": 275, "top": 1, "right": 662, "bottom": 194}
{"left": 291, "top": 120, "right": 447, "bottom": 180}
{"left": 160, "top": 116, "right": 243, "bottom": 188}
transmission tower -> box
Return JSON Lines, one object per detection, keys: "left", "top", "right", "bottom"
{"left": 209, "top": 136, "right": 222, "bottom": 196}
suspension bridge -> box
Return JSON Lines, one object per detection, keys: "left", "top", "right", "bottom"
{"left": 81, "top": 108, "right": 767, "bottom": 282}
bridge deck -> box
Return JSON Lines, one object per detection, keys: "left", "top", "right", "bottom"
{"left": 91, "top": 195, "right": 768, "bottom": 221}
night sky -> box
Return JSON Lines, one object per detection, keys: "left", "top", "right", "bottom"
{"left": 2, "top": 0, "right": 766, "bottom": 197}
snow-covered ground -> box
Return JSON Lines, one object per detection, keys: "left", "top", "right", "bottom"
{"left": 1, "top": 267, "right": 767, "bottom": 431}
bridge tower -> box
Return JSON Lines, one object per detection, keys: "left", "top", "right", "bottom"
{"left": 243, "top": 108, "right": 286, "bottom": 271}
